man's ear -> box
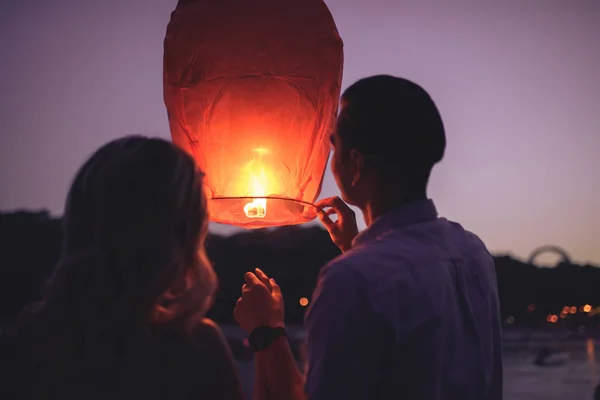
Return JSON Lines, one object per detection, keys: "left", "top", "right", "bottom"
{"left": 349, "top": 148, "right": 364, "bottom": 186}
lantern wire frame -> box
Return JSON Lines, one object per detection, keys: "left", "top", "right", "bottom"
{"left": 209, "top": 196, "right": 324, "bottom": 229}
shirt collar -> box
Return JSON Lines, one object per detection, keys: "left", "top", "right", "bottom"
{"left": 352, "top": 199, "right": 439, "bottom": 248}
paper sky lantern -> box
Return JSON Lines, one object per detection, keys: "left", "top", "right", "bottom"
{"left": 163, "top": 0, "right": 344, "bottom": 229}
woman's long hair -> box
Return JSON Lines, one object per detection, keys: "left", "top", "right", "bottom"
{"left": 20, "top": 136, "right": 217, "bottom": 396}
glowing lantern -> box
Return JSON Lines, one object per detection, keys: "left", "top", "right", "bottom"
{"left": 163, "top": 0, "right": 344, "bottom": 229}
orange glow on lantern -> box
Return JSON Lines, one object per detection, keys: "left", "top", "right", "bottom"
{"left": 163, "top": 0, "right": 344, "bottom": 229}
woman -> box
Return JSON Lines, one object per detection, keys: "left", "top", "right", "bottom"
{"left": 14, "top": 136, "right": 244, "bottom": 399}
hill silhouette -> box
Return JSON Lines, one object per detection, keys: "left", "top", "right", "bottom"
{"left": 1, "top": 210, "right": 599, "bottom": 328}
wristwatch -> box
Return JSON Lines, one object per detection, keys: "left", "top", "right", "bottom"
{"left": 248, "top": 326, "right": 288, "bottom": 352}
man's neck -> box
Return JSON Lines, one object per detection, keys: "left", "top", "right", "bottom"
{"left": 362, "top": 191, "right": 427, "bottom": 227}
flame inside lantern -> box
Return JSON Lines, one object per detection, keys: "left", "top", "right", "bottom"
{"left": 241, "top": 148, "right": 279, "bottom": 218}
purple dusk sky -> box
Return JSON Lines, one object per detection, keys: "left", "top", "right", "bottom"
{"left": 0, "top": 0, "right": 598, "bottom": 265}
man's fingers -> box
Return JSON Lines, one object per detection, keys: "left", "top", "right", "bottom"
{"left": 332, "top": 197, "right": 354, "bottom": 217}
{"left": 270, "top": 279, "right": 282, "bottom": 297}
{"left": 255, "top": 268, "right": 269, "bottom": 281}
{"left": 316, "top": 196, "right": 352, "bottom": 216}
{"left": 318, "top": 210, "right": 335, "bottom": 230}
{"left": 315, "top": 196, "right": 346, "bottom": 209}
{"left": 244, "top": 272, "right": 263, "bottom": 286}
{"left": 315, "top": 196, "right": 337, "bottom": 209}
{"left": 254, "top": 268, "right": 271, "bottom": 290}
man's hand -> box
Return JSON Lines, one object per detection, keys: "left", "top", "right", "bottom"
{"left": 234, "top": 268, "right": 285, "bottom": 333}
{"left": 315, "top": 196, "right": 359, "bottom": 252}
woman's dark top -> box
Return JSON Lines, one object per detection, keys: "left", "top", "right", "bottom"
{"left": 5, "top": 314, "right": 245, "bottom": 400}
{"left": 121, "top": 318, "right": 245, "bottom": 400}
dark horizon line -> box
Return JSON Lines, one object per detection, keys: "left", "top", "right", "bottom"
{"left": 1, "top": 207, "right": 597, "bottom": 269}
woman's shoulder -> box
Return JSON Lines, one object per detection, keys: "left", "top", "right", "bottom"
{"left": 149, "top": 317, "right": 229, "bottom": 354}
{"left": 187, "top": 318, "right": 230, "bottom": 350}
{"left": 135, "top": 317, "right": 240, "bottom": 378}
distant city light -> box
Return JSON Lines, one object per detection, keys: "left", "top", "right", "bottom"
{"left": 570, "top": 306, "right": 577, "bottom": 314}
{"left": 588, "top": 306, "right": 600, "bottom": 317}
{"left": 527, "top": 304, "right": 536, "bottom": 313}
{"left": 506, "top": 316, "right": 515, "bottom": 324}
{"left": 299, "top": 297, "right": 309, "bottom": 307}
{"left": 584, "top": 304, "right": 593, "bottom": 313}
{"left": 562, "top": 306, "right": 570, "bottom": 314}
{"left": 547, "top": 314, "right": 558, "bottom": 323}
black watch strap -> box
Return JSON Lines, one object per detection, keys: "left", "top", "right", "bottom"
{"left": 248, "top": 326, "right": 288, "bottom": 352}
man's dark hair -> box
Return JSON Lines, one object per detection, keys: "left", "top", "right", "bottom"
{"left": 337, "top": 75, "right": 446, "bottom": 187}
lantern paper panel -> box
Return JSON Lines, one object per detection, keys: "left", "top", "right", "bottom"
{"left": 164, "top": 0, "right": 344, "bottom": 229}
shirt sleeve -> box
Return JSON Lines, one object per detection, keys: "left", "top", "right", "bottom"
{"left": 304, "top": 262, "right": 387, "bottom": 400}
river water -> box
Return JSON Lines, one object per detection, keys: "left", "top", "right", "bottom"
{"left": 224, "top": 326, "right": 600, "bottom": 399}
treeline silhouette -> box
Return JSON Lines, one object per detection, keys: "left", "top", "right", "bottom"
{"left": 1, "top": 211, "right": 599, "bottom": 329}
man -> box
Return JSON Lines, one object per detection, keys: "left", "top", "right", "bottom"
{"left": 234, "top": 75, "right": 503, "bottom": 400}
